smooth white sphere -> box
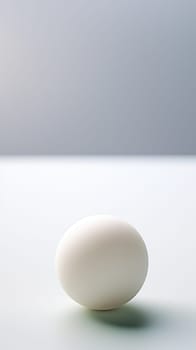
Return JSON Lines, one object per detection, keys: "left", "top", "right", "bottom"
{"left": 56, "top": 215, "right": 148, "bottom": 310}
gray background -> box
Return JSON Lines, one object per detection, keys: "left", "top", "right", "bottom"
{"left": 0, "top": 0, "right": 195, "bottom": 155}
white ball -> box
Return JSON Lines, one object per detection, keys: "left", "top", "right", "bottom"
{"left": 56, "top": 215, "right": 148, "bottom": 310}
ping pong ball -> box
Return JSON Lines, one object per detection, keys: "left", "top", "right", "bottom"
{"left": 56, "top": 215, "right": 148, "bottom": 310}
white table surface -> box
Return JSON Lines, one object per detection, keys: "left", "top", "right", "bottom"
{"left": 1, "top": 157, "right": 196, "bottom": 349}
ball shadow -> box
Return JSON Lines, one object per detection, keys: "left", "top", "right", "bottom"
{"left": 83, "top": 303, "right": 153, "bottom": 329}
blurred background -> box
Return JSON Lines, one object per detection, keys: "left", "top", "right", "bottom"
{"left": 0, "top": 0, "right": 195, "bottom": 156}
